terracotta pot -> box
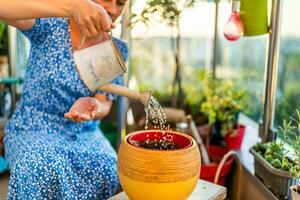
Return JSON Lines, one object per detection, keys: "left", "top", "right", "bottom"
{"left": 118, "top": 130, "right": 201, "bottom": 200}
{"left": 291, "top": 185, "right": 300, "bottom": 200}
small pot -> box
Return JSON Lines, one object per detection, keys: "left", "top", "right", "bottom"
{"left": 291, "top": 185, "right": 300, "bottom": 200}
{"left": 118, "top": 130, "right": 201, "bottom": 200}
{"left": 224, "top": 124, "right": 246, "bottom": 150}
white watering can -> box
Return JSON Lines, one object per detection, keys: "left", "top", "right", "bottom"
{"left": 73, "top": 35, "right": 151, "bottom": 107}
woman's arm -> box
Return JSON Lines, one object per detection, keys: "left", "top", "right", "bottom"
{"left": 2, "top": 19, "right": 35, "bottom": 31}
{"left": 0, "top": 0, "right": 115, "bottom": 37}
{"left": 0, "top": 0, "right": 73, "bottom": 20}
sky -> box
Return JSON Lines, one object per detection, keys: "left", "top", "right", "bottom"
{"left": 125, "top": 0, "right": 300, "bottom": 38}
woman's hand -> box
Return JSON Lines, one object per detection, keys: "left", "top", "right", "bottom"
{"left": 71, "top": 0, "right": 115, "bottom": 37}
{"left": 64, "top": 97, "right": 103, "bottom": 122}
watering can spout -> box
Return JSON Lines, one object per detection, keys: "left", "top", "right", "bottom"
{"left": 98, "top": 83, "right": 151, "bottom": 107}
{"left": 138, "top": 91, "right": 152, "bottom": 107}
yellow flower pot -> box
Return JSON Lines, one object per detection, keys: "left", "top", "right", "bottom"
{"left": 118, "top": 130, "right": 201, "bottom": 200}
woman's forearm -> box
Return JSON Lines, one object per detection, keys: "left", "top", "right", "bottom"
{"left": 0, "top": 0, "right": 73, "bottom": 20}
{"left": 0, "top": 0, "right": 115, "bottom": 37}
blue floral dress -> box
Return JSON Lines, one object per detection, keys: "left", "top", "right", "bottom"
{"left": 3, "top": 18, "right": 128, "bottom": 200}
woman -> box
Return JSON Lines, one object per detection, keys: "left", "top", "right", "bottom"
{"left": 0, "top": 0, "right": 128, "bottom": 199}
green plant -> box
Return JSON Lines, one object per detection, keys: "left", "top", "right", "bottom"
{"left": 0, "top": 21, "right": 8, "bottom": 55}
{"left": 200, "top": 75, "right": 245, "bottom": 136}
{"left": 254, "top": 110, "right": 300, "bottom": 178}
{"left": 184, "top": 70, "right": 206, "bottom": 116}
{"left": 278, "top": 110, "right": 300, "bottom": 178}
{"left": 254, "top": 141, "right": 294, "bottom": 171}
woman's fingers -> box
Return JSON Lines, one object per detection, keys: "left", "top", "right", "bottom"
{"left": 78, "top": 113, "right": 92, "bottom": 121}
{"left": 94, "top": 3, "right": 114, "bottom": 33}
{"left": 72, "top": 0, "right": 115, "bottom": 37}
{"left": 82, "top": 26, "right": 92, "bottom": 38}
{"left": 86, "top": 21, "right": 99, "bottom": 37}
{"left": 64, "top": 112, "right": 77, "bottom": 122}
{"left": 75, "top": 117, "right": 84, "bottom": 123}
{"left": 65, "top": 112, "right": 90, "bottom": 122}
{"left": 99, "top": 13, "right": 114, "bottom": 33}
{"left": 94, "top": 17, "right": 102, "bottom": 34}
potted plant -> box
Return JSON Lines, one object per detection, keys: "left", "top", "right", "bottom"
{"left": 280, "top": 110, "right": 300, "bottom": 200}
{"left": 250, "top": 110, "right": 300, "bottom": 199}
{"left": 118, "top": 130, "right": 201, "bottom": 200}
{"left": 184, "top": 72, "right": 238, "bottom": 185}
{"left": 184, "top": 70, "right": 211, "bottom": 146}
{"left": 200, "top": 76, "right": 246, "bottom": 150}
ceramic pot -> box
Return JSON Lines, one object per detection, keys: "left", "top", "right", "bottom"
{"left": 118, "top": 130, "right": 201, "bottom": 200}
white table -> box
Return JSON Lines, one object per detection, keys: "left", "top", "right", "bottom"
{"left": 109, "top": 180, "right": 227, "bottom": 200}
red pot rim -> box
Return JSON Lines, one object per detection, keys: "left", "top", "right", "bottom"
{"left": 225, "top": 124, "right": 246, "bottom": 138}
{"left": 126, "top": 130, "right": 193, "bottom": 151}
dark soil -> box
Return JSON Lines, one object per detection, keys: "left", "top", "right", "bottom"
{"left": 134, "top": 139, "right": 182, "bottom": 150}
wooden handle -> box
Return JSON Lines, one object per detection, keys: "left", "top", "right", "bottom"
{"left": 98, "top": 83, "right": 151, "bottom": 106}
{"left": 214, "top": 151, "right": 242, "bottom": 200}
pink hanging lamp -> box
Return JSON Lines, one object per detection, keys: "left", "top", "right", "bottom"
{"left": 224, "top": 0, "right": 244, "bottom": 41}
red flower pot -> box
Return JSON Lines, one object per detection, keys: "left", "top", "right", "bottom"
{"left": 224, "top": 124, "right": 246, "bottom": 150}
{"left": 200, "top": 145, "right": 234, "bottom": 186}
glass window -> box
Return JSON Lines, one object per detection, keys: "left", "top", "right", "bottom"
{"left": 215, "top": 2, "right": 267, "bottom": 122}
{"left": 129, "top": 2, "right": 215, "bottom": 97}
{"left": 274, "top": 0, "right": 300, "bottom": 127}
{"left": 129, "top": 1, "right": 268, "bottom": 122}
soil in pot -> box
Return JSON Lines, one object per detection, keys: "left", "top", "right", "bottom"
{"left": 134, "top": 139, "right": 182, "bottom": 150}
{"left": 129, "top": 131, "right": 192, "bottom": 151}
